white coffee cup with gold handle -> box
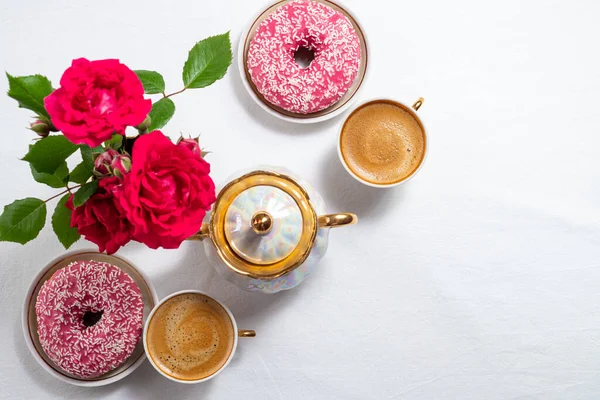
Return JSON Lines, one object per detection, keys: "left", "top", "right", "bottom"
{"left": 337, "top": 97, "right": 428, "bottom": 188}
{"left": 143, "top": 290, "right": 255, "bottom": 384}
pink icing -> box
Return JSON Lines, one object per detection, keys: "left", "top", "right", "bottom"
{"left": 35, "top": 260, "right": 144, "bottom": 379}
{"left": 247, "top": 0, "right": 361, "bottom": 114}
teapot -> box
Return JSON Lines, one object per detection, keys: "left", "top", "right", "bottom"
{"left": 189, "top": 166, "right": 357, "bottom": 293}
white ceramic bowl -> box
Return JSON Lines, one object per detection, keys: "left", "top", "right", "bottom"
{"left": 22, "top": 250, "right": 159, "bottom": 387}
{"left": 237, "top": 0, "right": 369, "bottom": 124}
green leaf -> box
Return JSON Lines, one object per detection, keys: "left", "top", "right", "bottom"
{"left": 0, "top": 198, "right": 47, "bottom": 244}
{"left": 134, "top": 70, "right": 165, "bottom": 94}
{"left": 22, "top": 135, "right": 78, "bottom": 174}
{"left": 69, "top": 161, "right": 92, "bottom": 184}
{"left": 148, "top": 98, "right": 175, "bottom": 130}
{"left": 73, "top": 180, "right": 98, "bottom": 208}
{"left": 73, "top": 145, "right": 102, "bottom": 184}
{"left": 6, "top": 73, "right": 53, "bottom": 117}
{"left": 30, "top": 162, "right": 69, "bottom": 188}
{"left": 104, "top": 134, "right": 123, "bottom": 150}
{"left": 80, "top": 144, "right": 104, "bottom": 170}
{"left": 52, "top": 194, "right": 80, "bottom": 249}
{"left": 182, "top": 32, "right": 232, "bottom": 89}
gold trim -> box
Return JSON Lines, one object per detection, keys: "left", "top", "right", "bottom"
{"left": 238, "top": 330, "right": 256, "bottom": 338}
{"left": 208, "top": 170, "right": 318, "bottom": 280}
{"left": 242, "top": 0, "right": 369, "bottom": 119}
{"left": 317, "top": 213, "right": 358, "bottom": 228}
{"left": 412, "top": 97, "right": 424, "bottom": 111}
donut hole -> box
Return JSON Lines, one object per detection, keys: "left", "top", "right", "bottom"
{"left": 83, "top": 310, "right": 104, "bottom": 327}
{"left": 294, "top": 46, "right": 315, "bottom": 69}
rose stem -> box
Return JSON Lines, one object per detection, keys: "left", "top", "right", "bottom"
{"left": 43, "top": 184, "right": 83, "bottom": 203}
{"left": 164, "top": 88, "right": 187, "bottom": 98}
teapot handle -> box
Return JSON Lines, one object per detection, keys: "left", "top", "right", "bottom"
{"left": 187, "top": 214, "right": 357, "bottom": 239}
{"left": 186, "top": 223, "right": 210, "bottom": 241}
{"left": 317, "top": 213, "right": 358, "bottom": 228}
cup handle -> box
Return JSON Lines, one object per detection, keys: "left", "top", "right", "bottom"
{"left": 317, "top": 213, "right": 358, "bottom": 228}
{"left": 412, "top": 97, "right": 424, "bottom": 111}
{"left": 238, "top": 330, "right": 256, "bottom": 338}
{"left": 186, "top": 223, "right": 210, "bottom": 241}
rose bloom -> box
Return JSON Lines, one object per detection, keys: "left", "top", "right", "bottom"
{"left": 116, "top": 131, "right": 216, "bottom": 249}
{"left": 67, "top": 177, "right": 131, "bottom": 254}
{"left": 44, "top": 58, "right": 151, "bottom": 147}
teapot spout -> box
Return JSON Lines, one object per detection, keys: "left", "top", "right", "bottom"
{"left": 317, "top": 213, "right": 357, "bottom": 228}
{"left": 186, "top": 223, "right": 210, "bottom": 241}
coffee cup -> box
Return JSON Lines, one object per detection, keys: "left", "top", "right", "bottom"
{"left": 337, "top": 97, "right": 427, "bottom": 188}
{"left": 143, "top": 290, "right": 255, "bottom": 384}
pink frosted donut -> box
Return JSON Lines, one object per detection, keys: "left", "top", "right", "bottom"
{"left": 35, "top": 260, "right": 144, "bottom": 379}
{"left": 247, "top": 0, "right": 361, "bottom": 114}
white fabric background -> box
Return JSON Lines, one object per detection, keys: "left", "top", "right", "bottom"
{"left": 1, "top": 0, "right": 599, "bottom": 399}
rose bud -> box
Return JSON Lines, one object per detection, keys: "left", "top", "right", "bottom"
{"left": 110, "top": 154, "right": 132, "bottom": 179}
{"left": 177, "top": 137, "right": 201, "bottom": 158}
{"left": 93, "top": 149, "right": 119, "bottom": 176}
{"left": 135, "top": 115, "right": 151, "bottom": 133}
{"left": 29, "top": 120, "right": 50, "bottom": 137}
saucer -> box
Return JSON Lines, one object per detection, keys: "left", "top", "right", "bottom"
{"left": 22, "top": 250, "right": 158, "bottom": 387}
{"left": 237, "top": 0, "right": 369, "bottom": 124}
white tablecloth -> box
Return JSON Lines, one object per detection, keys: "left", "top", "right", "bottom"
{"left": 1, "top": 0, "right": 599, "bottom": 399}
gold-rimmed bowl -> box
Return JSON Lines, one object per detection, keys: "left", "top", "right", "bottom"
{"left": 22, "top": 250, "right": 158, "bottom": 387}
{"left": 237, "top": 0, "right": 369, "bottom": 124}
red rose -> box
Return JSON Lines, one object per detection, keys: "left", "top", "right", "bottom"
{"left": 116, "top": 131, "right": 216, "bottom": 249}
{"left": 44, "top": 58, "right": 151, "bottom": 147}
{"left": 67, "top": 177, "right": 131, "bottom": 254}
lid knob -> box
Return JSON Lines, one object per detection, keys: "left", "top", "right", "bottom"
{"left": 251, "top": 211, "right": 273, "bottom": 235}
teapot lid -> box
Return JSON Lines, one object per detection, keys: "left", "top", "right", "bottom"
{"left": 208, "top": 170, "right": 318, "bottom": 279}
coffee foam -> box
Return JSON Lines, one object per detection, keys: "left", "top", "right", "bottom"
{"left": 340, "top": 101, "right": 426, "bottom": 185}
{"left": 146, "top": 293, "right": 234, "bottom": 381}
